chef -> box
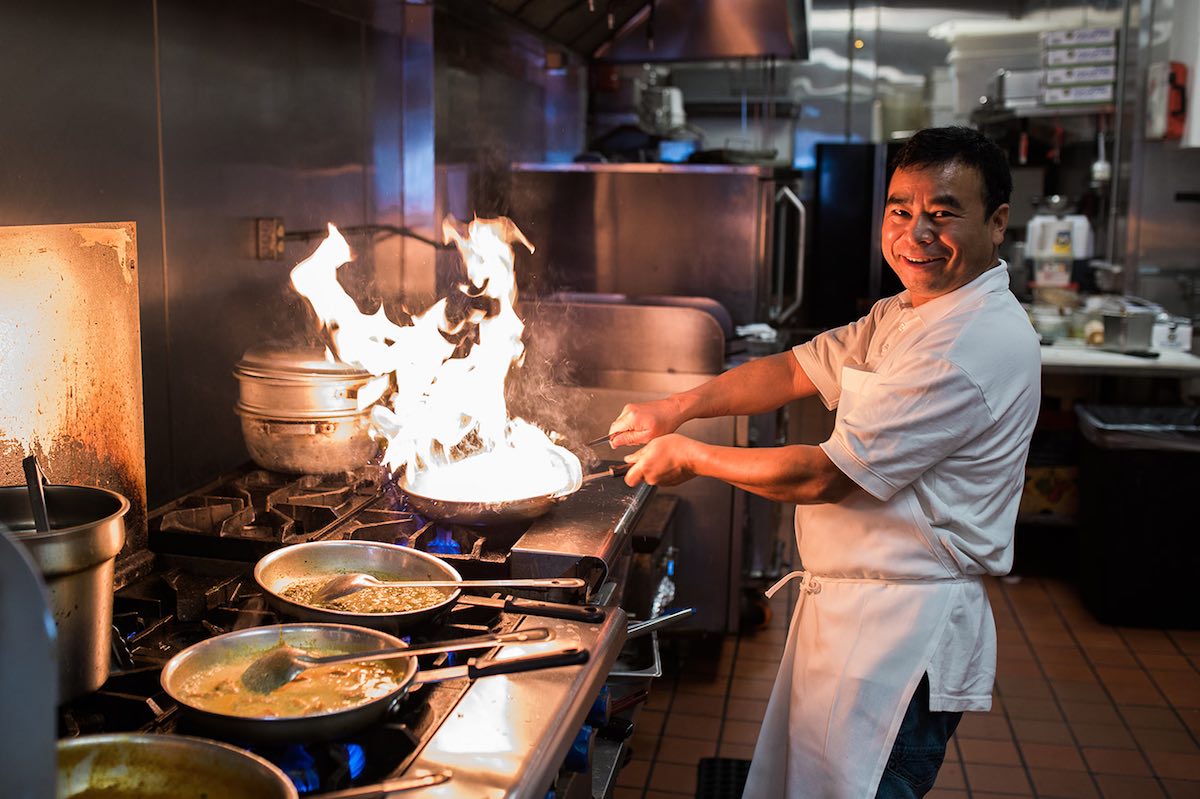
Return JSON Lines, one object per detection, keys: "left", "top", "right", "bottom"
{"left": 608, "top": 126, "right": 1041, "bottom": 798}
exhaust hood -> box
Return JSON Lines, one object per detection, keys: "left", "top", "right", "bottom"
{"left": 595, "top": 0, "right": 811, "bottom": 62}
{"left": 480, "top": 0, "right": 810, "bottom": 62}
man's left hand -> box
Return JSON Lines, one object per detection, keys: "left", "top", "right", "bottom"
{"left": 623, "top": 434, "right": 701, "bottom": 487}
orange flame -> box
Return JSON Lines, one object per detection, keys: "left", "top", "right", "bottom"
{"left": 289, "top": 220, "right": 581, "bottom": 501}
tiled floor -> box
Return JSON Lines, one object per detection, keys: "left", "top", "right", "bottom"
{"left": 612, "top": 575, "right": 1200, "bottom": 799}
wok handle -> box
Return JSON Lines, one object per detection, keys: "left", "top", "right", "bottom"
{"left": 468, "top": 646, "right": 590, "bottom": 678}
{"left": 581, "top": 463, "right": 633, "bottom": 484}
{"left": 458, "top": 593, "right": 607, "bottom": 623}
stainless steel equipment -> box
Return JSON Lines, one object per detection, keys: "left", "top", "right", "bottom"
{"left": 57, "top": 463, "right": 657, "bottom": 797}
{"left": 526, "top": 300, "right": 785, "bottom": 634}
{"left": 4, "top": 484, "right": 129, "bottom": 702}
{"left": 0, "top": 529, "right": 57, "bottom": 799}
{"left": 0, "top": 222, "right": 149, "bottom": 574}
{"left": 508, "top": 163, "right": 806, "bottom": 327}
{"left": 1101, "top": 296, "right": 1160, "bottom": 353}
{"left": 234, "top": 344, "right": 379, "bottom": 474}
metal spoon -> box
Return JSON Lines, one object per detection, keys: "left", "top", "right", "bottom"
{"left": 240, "top": 626, "right": 554, "bottom": 694}
{"left": 309, "top": 574, "right": 586, "bottom": 605}
{"left": 21, "top": 455, "right": 51, "bottom": 533}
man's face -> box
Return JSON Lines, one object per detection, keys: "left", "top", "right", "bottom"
{"left": 882, "top": 160, "right": 1009, "bottom": 306}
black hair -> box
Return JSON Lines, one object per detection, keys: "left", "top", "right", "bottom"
{"left": 890, "top": 126, "right": 1012, "bottom": 218}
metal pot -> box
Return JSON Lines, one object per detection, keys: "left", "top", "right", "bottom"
{"left": 57, "top": 734, "right": 298, "bottom": 799}
{"left": 3, "top": 484, "right": 128, "bottom": 702}
{"left": 234, "top": 343, "right": 380, "bottom": 474}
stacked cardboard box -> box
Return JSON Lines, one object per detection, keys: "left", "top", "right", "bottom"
{"left": 1040, "top": 27, "right": 1118, "bottom": 106}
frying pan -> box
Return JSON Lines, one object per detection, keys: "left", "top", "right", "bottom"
{"left": 160, "top": 623, "right": 588, "bottom": 744}
{"left": 254, "top": 540, "right": 605, "bottom": 634}
{"left": 57, "top": 733, "right": 298, "bottom": 799}
{"left": 398, "top": 463, "right": 631, "bottom": 527}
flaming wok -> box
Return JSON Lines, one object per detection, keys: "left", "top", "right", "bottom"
{"left": 398, "top": 448, "right": 631, "bottom": 527}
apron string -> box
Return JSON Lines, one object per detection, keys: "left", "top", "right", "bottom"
{"left": 764, "top": 570, "right": 979, "bottom": 599}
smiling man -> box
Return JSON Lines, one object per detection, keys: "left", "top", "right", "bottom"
{"left": 607, "top": 127, "right": 1042, "bottom": 798}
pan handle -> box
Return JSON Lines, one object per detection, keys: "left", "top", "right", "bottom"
{"left": 457, "top": 593, "right": 607, "bottom": 623}
{"left": 470, "top": 646, "right": 590, "bottom": 678}
{"left": 317, "top": 769, "right": 452, "bottom": 798}
{"left": 627, "top": 607, "right": 696, "bottom": 639}
{"left": 581, "top": 463, "right": 633, "bottom": 484}
{"left": 415, "top": 647, "right": 590, "bottom": 685}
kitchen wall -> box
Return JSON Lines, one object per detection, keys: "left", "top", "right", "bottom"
{"left": 0, "top": 0, "right": 578, "bottom": 507}
{"left": 432, "top": 0, "right": 588, "bottom": 264}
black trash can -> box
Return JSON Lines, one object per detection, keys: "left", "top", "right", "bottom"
{"left": 1076, "top": 405, "right": 1200, "bottom": 628}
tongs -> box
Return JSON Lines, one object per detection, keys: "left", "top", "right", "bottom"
{"left": 586, "top": 429, "right": 632, "bottom": 447}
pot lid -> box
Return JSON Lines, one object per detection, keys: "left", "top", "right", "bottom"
{"left": 236, "top": 343, "right": 370, "bottom": 377}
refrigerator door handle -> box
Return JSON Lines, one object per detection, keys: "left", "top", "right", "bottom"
{"left": 771, "top": 185, "right": 806, "bottom": 324}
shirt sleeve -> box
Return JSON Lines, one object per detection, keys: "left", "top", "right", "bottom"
{"left": 819, "top": 354, "right": 996, "bottom": 501}
{"left": 791, "top": 308, "right": 881, "bottom": 410}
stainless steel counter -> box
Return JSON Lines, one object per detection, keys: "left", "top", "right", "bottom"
{"left": 1040, "top": 340, "right": 1200, "bottom": 376}
{"left": 407, "top": 607, "right": 628, "bottom": 798}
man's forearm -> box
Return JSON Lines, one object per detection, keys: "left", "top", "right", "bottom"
{"left": 688, "top": 440, "right": 859, "bottom": 505}
{"left": 673, "top": 351, "right": 818, "bottom": 422}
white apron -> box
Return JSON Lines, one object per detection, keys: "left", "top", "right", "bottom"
{"left": 742, "top": 364, "right": 984, "bottom": 799}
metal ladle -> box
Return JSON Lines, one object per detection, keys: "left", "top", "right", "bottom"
{"left": 21, "top": 455, "right": 51, "bottom": 533}
{"left": 310, "top": 574, "right": 586, "bottom": 606}
{"left": 240, "top": 626, "right": 554, "bottom": 694}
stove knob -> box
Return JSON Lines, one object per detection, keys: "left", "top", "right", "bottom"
{"left": 586, "top": 685, "right": 611, "bottom": 728}
{"left": 562, "top": 724, "right": 595, "bottom": 773}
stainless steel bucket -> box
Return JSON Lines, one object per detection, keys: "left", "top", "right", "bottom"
{"left": 3, "top": 485, "right": 128, "bottom": 702}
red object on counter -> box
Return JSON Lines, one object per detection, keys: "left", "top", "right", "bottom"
{"left": 1167, "top": 61, "right": 1188, "bottom": 140}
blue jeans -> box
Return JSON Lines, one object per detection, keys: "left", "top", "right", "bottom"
{"left": 874, "top": 674, "right": 962, "bottom": 799}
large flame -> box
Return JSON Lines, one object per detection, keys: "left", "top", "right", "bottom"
{"left": 289, "top": 220, "right": 582, "bottom": 502}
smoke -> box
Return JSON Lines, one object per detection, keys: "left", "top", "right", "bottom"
{"left": 506, "top": 297, "right": 601, "bottom": 471}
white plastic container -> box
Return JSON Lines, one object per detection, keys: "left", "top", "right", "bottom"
{"left": 1152, "top": 316, "right": 1194, "bottom": 352}
{"left": 1026, "top": 214, "right": 1093, "bottom": 259}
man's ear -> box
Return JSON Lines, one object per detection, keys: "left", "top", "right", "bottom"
{"left": 991, "top": 203, "right": 1011, "bottom": 246}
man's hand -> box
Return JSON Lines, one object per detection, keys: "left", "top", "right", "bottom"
{"left": 608, "top": 397, "right": 685, "bottom": 448}
{"left": 622, "top": 434, "right": 701, "bottom": 487}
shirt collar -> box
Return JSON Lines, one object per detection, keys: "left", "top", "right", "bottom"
{"left": 903, "top": 262, "right": 1010, "bottom": 325}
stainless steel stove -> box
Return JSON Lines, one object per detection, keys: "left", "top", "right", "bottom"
{"left": 62, "top": 465, "right": 658, "bottom": 798}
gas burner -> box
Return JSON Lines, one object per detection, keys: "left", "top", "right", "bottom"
{"left": 149, "top": 467, "right": 386, "bottom": 560}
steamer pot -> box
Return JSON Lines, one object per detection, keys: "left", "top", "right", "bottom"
{"left": 3, "top": 484, "right": 128, "bottom": 702}
{"left": 234, "top": 344, "right": 380, "bottom": 474}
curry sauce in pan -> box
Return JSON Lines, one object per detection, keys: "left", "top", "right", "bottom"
{"left": 176, "top": 646, "right": 407, "bottom": 718}
{"left": 279, "top": 574, "right": 450, "bottom": 614}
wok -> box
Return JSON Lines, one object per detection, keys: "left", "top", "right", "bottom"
{"left": 57, "top": 733, "right": 298, "bottom": 799}
{"left": 160, "top": 622, "right": 588, "bottom": 744}
{"left": 398, "top": 462, "right": 631, "bottom": 527}
{"left": 254, "top": 540, "right": 605, "bottom": 634}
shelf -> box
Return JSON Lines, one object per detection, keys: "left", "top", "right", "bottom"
{"left": 973, "top": 103, "right": 1115, "bottom": 123}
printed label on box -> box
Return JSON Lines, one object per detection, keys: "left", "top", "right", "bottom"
{"left": 1044, "top": 65, "right": 1117, "bottom": 86}
{"left": 1041, "top": 27, "right": 1117, "bottom": 47}
{"left": 1043, "top": 84, "right": 1115, "bottom": 105}
{"left": 1044, "top": 46, "right": 1118, "bottom": 67}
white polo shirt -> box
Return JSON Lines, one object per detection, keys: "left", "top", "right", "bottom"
{"left": 791, "top": 263, "right": 1042, "bottom": 710}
